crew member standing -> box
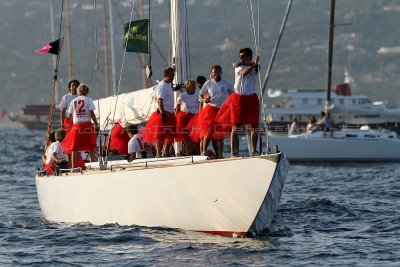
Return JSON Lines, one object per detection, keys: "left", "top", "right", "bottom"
{"left": 62, "top": 83, "right": 99, "bottom": 168}
{"left": 59, "top": 79, "right": 80, "bottom": 131}
{"left": 175, "top": 80, "right": 199, "bottom": 156}
{"left": 197, "top": 65, "right": 233, "bottom": 158}
{"left": 141, "top": 67, "right": 176, "bottom": 157}
{"left": 216, "top": 47, "right": 260, "bottom": 156}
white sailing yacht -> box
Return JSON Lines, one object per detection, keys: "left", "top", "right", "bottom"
{"left": 35, "top": 0, "right": 289, "bottom": 237}
{"left": 267, "top": 0, "right": 400, "bottom": 162}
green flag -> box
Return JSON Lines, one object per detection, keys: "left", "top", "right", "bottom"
{"left": 123, "top": 19, "right": 149, "bottom": 53}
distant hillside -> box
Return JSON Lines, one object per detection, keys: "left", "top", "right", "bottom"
{"left": 0, "top": 0, "right": 399, "bottom": 113}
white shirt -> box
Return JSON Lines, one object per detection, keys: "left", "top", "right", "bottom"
{"left": 59, "top": 93, "right": 78, "bottom": 116}
{"left": 155, "top": 80, "right": 174, "bottom": 113}
{"left": 176, "top": 91, "right": 199, "bottom": 114}
{"left": 200, "top": 79, "right": 234, "bottom": 108}
{"left": 127, "top": 133, "right": 154, "bottom": 159}
{"left": 45, "top": 141, "right": 64, "bottom": 164}
{"left": 68, "top": 96, "right": 96, "bottom": 124}
{"left": 128, "top": 134, "right": 144, "bottom": 158}
{"left": 234, "top": 66, "right": 257, "bottom": 95}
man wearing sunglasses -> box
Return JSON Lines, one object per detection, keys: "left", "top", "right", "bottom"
{"left": 216, "top": 47, "right": 260, "bottom": 157}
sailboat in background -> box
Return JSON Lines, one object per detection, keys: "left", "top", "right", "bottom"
{"left": 35, "top": 0, "right": 289, "bottom": 237}
{"left": 267, "top": 0, "right": 400, "bottom": 162}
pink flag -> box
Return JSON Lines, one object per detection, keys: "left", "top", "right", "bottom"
{"left": 35, "top": 44, "right": 52, "bottom": 54}
{"left": 35, "top": 39, "right": 60, "bottom": 55}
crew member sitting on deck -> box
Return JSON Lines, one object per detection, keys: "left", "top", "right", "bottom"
{"left": 43, "top": 128, "right": 66, "bottom": 174}
{"left": 216, "top": 47, "right": 260, "bottom": 157}
{"left": 175, "top": 79, "right": 200, "bottom": 156}
{"left": 59, "top": 79, "right": 80, "bottom": 131}
{"left": 62, "top": 83, "right": 99, "bottom": 168}
{"left": 42, "top": 131, "right": 56, "bottom": 167}
{"left": 126, "top": 124, "right": 142, "bottom": 161}
{"left": 106, "top": 122, "right": 130, "bottom": 155}
{"left": 141, "top": 67, "right": 176, "bottom": 157}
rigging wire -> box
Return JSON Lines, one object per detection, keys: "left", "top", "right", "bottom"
{"left": 261, "top": 0, "right": 293, "bottom": 96}
{"left": 168, "top": 0, "right": 172, "bottom": 66}
{"left": 246, "top": 0, "right": 268, "bottom": 152}
{"left": 219, "top": 0, "right": 235, "bottom": 63}
{"left": 80, "top": 0, "right": 86, "bottom": 81}
{"left": 148, "top": 0, "right": 152, "bottom": 67}
{"left": 89, "top": 1, "right": 95, "bottom": 87}
{"left": 45, "top": 0, "right": 65, "bottom": 149}
{"left": 105, "top": 0, "right": 137, "bottom": 159}
{"left": 111, "top": 0, "right": 167, "bottom": 66}
{"left": 185, "top": 1, "right": 191, "bottom": 78}
{"left": 255, "top": 0, "right": 267, "bottom": 153}
{"left": 91, "top": 0, "right": 104, "bottom": 165}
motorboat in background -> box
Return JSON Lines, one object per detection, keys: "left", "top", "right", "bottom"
{"left": 265, "top": 78, "right": 400, "bottom": 134}
{"left": 19, "top": 105, "right": 60, "bottom": 130}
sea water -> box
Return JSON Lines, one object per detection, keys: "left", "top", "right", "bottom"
{"left": 0, "top": 124, "right": 399, "bottom": 266}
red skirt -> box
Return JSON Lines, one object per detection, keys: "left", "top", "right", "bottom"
{"left": 141, "top": 111, "right": 176, "bottom": 145}
{"left": 216, "top": 93, "right": 260, "bottom": 130}
{"left": 63, "top": 117, "right": 73, "bottom": 132}
{"left": 107, "top": 122, "right": 130, "bottom": 155}
{"left": 188, "top": 113, "right": 201, "bottom": 142}
{"left": 61, "top": 121, "right": 97, "bottom": 153}
{"left": 175, "top": 111, "right": 195, "bottom": 141}
{"left": 197, "top": 105, "right": 223, "bottom": 141}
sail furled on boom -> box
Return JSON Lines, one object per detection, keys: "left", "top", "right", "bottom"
{"left": 94, "top": 87, "right": 157, "bottom": 130}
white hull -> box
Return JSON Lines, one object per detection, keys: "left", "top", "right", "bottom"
{"left": 36, "top": 154, "right": 289, "bottom": 237}
{"left": 268, "top": 131, "right": 400, "bottom": 161}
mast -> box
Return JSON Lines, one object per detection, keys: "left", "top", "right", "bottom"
{"left": 170, "top": 0, "right": 189, "bottom": 155}
{"left": 140, "top": 0, "right": 149, "bottom": 88}
{"left": 108, "top": 0, "right": 117, "bottom": 95}
{"left": 170, "top": 0, "right": 189, "bottom": 86}
{"left": 325, "top": 0, "right": 335, "bottom": 113}
{"left": 66, "top": 0, "right": 72, "bottom": 81}
{"left": 102, "top": 0, "right": 110, "bottom": 97}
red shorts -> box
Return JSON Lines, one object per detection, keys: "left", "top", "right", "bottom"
{"left": 175, "top": 111, "right": 195, "bottom": 142}
{"left": 44, "top": 162, "right": 57, "bottom": 174}
{"left": 61, "top": 121, "right": 97, "bottom": 153}
{"left": 216, "top": 92, "right": 259, "bottom": 130}
{"left": 141, "top": 111, "right": 176, "bottom": 145}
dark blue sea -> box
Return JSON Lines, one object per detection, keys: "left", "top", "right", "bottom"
{"left": 1, "top": 123, "right": 399, "bottom": 266}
